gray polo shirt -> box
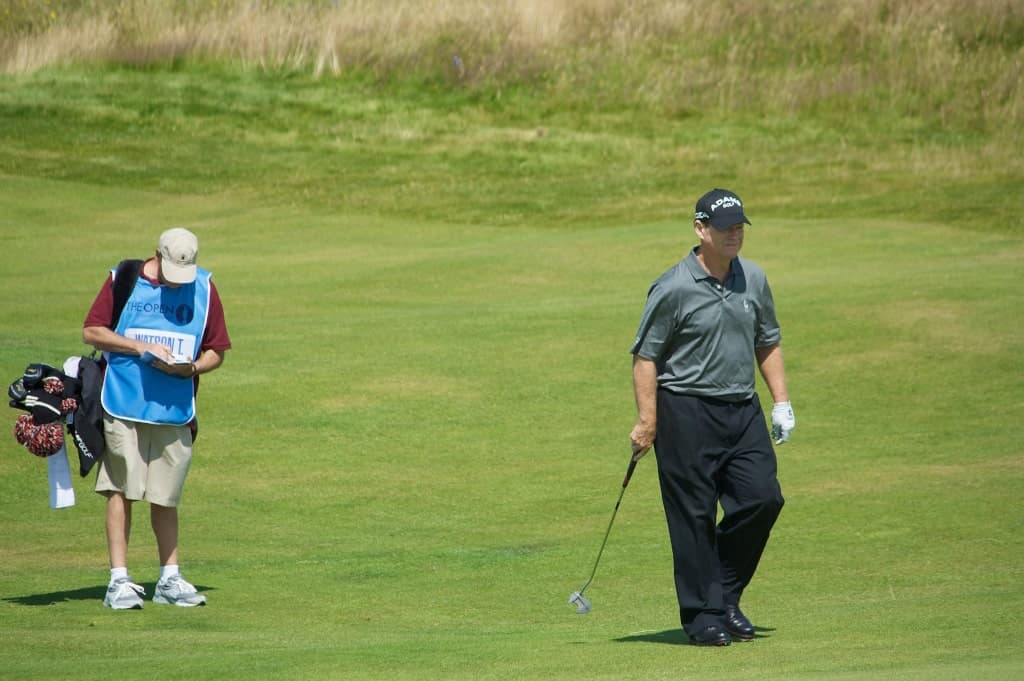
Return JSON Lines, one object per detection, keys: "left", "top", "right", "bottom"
{"left": 630, "top": 247, "right": 781, "bottom": 401}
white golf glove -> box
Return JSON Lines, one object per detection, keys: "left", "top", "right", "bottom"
{"left": 771, "top": 401, "right": 795, "bottom": 445}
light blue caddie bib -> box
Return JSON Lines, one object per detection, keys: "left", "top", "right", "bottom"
{"left": 101, "top": 268, "right": 211, "bottom": 425}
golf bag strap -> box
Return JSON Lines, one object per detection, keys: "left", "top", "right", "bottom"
{"left": 110, "top": 259, "right": 143, "bottom": 331}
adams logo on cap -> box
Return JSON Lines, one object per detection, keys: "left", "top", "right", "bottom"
{"left": 709, "top": 195, "right": 742, "bottom": 212}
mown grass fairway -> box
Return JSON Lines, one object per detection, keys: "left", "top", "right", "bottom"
{"left": 2, "top": 174, "right": 1022, "bottom": 679}
{"left": 1, "top": 6, "right": 1023, "bottom": 677}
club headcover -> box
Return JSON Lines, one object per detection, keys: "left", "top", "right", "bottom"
{"left": 14, "top": 414, "right": 65, "bottom": 457}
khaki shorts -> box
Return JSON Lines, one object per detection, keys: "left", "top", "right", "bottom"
{"left": 94, "top": 415, "right": 193, "bottom": 507}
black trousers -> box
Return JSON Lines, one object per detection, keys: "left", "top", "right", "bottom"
{"left": 654, "top": 390, "right": 784, "bottom": 635}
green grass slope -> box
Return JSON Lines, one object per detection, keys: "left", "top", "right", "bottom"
{"left": 1, "top": 65, "right": 1021, "bottom": 232}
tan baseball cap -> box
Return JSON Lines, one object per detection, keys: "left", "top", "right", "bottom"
{"left": 158, "top": 227, "right": 199, "bottom": 284}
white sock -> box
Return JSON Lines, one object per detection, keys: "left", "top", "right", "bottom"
{"left": 110, "top": 567, "right": 129, "bottom": 584}
{"left": 159, "top": 564, "right": 180, "bottom": 583}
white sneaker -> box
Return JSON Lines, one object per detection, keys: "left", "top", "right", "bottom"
{"left": 153, "top": 574, "right": 207, "bottom": 607}
{"left": 104, "top": 578, "right": 145, "bottom": 610}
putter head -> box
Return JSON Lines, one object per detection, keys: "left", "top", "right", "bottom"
{"left": 568, "top": 591, "right": 592, "bottom": 615}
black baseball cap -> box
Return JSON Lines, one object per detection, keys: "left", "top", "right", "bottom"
{"left": 694, "top": 188, "right": 751, "bottom": 230}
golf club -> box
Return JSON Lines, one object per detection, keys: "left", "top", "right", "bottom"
{"left": 568, "top": 450, "right": 641, "bottom": 614}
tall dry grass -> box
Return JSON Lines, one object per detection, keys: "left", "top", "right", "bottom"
{"left": 1, "top": 0, "right": 1022, "bottom": 129}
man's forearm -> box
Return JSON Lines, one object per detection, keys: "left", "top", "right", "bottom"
{"left": 629, "top": 355, "right": 659, "bottom": 457}
{"left": 756, "top": 344, "right": 789, "bottom": 403}
{"left": 193, "top": 349, "right": 225, "bottom": 375}
{"left": 83, "top": 326, "right": 144, "bottom": 356}
{"left": 633, "top": 355, "right": 658, "bottom": 425}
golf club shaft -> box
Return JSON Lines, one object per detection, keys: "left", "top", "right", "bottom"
{"left": 578, "top": 454, "right": 638, "bottom": 594}
{"left": 622, "top": 457, "right": 638, "bottom": 488}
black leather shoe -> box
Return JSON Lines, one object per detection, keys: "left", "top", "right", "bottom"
{"left": 688, "top": 624, "right": 731, "bottom": 646}
{"left": 724, "top": 605, "right": 755, "bottom": 640}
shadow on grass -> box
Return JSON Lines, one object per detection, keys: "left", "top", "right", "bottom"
{"left": 615, "top": 627, "right": 776, "bottom": 645}
{"left": 614, "top": 629, "right": 690, "bottom": 645}
{"left": 3, "top": 583, "right": 214, "bottom": 606}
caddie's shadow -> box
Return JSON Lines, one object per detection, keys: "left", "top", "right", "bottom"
{"left": 614, "top": 627, "right": 776, "bottom": 645}
{"left": 3, "top": 583, "right": 214, "bottom": 606}
{"left": 4, "top": 585, "right": 107, "bottom": 606}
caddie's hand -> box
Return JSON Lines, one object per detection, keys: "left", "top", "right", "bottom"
{"left": 159, "top": 360, "right": 196, "bottom": 379}
{"left": 771, "top": 401, "right": 796, "bottom": 445}
{"left": 140, "top": 342, "right": 175, "bottom": 364}
{"left": 141, "top": 343, "right": 194, "bottom": 379}
{"left": 629, "top": 421, "right": 656, "bottom": 460}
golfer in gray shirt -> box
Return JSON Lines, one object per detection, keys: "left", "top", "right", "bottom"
{"left": 629, "top": 188, "right": 795, "bottom": 647}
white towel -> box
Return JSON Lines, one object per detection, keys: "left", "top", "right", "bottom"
{"left": 47, "top": 444, "right": 76, "bottom": 509}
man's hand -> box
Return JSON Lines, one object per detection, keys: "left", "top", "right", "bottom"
{"left": 138, "top": 341, "right": 176, "bottom": 363}
{"left": 154, "top": 359, "right": 195, "bottom": 378}
{"left": 144, "top": 344, "right": 195, "bottom": 378}
{"left": 629, "top": 420, "right": 656, "bottom": 460}
{"left": 771, "top": 401, "right": 796, "bottom": 445}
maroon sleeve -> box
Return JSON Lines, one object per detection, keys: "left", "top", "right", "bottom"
{"left": 83, "top": 275, "right": 115, "bottom": 329}
{"left": 85, "top": 272, "right": 230, "bottom": 351}
{"left": 202, "top": 280, "right": 232, "bottom": 352}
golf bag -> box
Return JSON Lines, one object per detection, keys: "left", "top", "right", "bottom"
{"left": 8, "top": 359, "right": 105, "bottom": 476}
{"left": 6, "top": 258, "right": 145, "bottom": 476}
{"left": 8, "top": 363, "right": 77, "bottom": 458}
{"left": 65, "top": 356, "right": 105, "bottom": 476}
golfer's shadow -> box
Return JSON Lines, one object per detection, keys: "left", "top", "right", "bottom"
{"left": 614, "top": 627, "right": 775, "bottom": 645}
{"left": 3, "top": 583, "right": 214, "bottom": 606}
{"left": 614, "top": 629, "right": 690, "bottom": 645}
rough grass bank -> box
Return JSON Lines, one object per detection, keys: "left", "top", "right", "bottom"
{"left": 1, "top": 2, "right": 1022, "bottom": 231}
{"left": 2, "top": 0, "right": 1022, "bottom": 134}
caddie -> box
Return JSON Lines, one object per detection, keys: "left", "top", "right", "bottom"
{"left": 82, "top": 227, "right": 231, "bottom": 610}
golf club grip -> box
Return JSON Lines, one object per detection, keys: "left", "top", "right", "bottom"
{"left": 622, "top": 457, "right": 638, "bottom": 488}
